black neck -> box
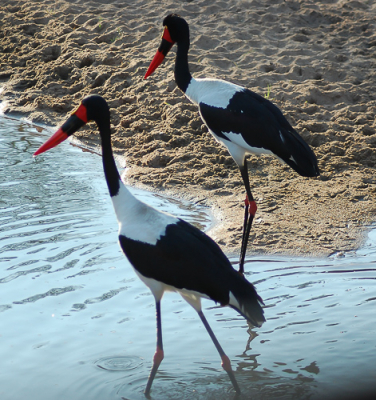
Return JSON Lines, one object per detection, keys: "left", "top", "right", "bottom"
{"left": 174, "top": 40, "right": 192, "bottom": 93}
{"left": 98, "top": 119, "right": 120, "bottom": 197}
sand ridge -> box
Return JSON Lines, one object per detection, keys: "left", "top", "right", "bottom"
{"left": 1, "top": 0, "right": 376, "bottom": 257}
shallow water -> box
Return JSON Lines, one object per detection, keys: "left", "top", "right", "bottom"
{"left": 1, "top": 116, "right": 375, "bottom": 400}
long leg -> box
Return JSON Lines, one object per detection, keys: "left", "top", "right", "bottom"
{"left": 145, "top": 300, "right": 164, "bottom": 397}
{"left": 239, "top": 159, "right": 257, "bottom": 274}
{"left": 198, "top": 310, "right": 241, "bottom": 394}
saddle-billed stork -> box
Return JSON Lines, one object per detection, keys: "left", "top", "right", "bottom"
{"left": 33, "top": 95, "right": 265, "bottom": 395}
{"left": 144, "top": 14, "right": 320, "bottom": 274}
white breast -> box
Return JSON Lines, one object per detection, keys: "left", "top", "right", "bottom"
{"left": 111, "top": 183, "right": 178, "bottom": 245}
{"left": 185, "top": 77, "right": 243, "bottom": 108}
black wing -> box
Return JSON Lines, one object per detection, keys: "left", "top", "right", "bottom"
{"left": 120, "top": 219, "right": 240, "bottom": 305}
{"left": 199, "top": 88, "right": 319, "bottom": 177}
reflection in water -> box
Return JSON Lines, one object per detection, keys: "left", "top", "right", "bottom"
{"left": 1, "top": 115, "right": 376, "bottom": 400}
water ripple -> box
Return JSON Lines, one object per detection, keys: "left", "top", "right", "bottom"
{"left": 95, "top": 356, "right": 143, "bottom": 372}
{"left": 2, "top": 116, "right": 376, "bottom": 399}
{"left": 13, "top": 285, "right": 83, "bottom": 304}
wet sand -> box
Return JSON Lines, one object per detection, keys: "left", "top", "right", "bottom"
{"left": 1, "top": 0, "right": 376, "bottom": 257}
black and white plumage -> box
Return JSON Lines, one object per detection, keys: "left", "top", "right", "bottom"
{"left": 33, "top": 95, "right": 265, "bottom": 395}
{"left": 144, "top": 14, "right": 320, "bottom": 274}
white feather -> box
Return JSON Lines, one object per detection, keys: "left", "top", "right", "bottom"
{"left": 186, "top": 78, "right": 273, "bottom": 166}
{"left": 111, "top": 182, "right": 178, "bottom": 245}
{"left": 111, "top": 181, "right": 212, "bottom": 306}
{"left": 206, "top": 127, "right": 273, "bottom": 167}
{"left": 185, "top": 77, "right": 242, "bottom": 107}
{"left": 133, "top": 269, "right": 209, "bottom": 310}
{"left": 228, "top": 291, "right": 239, "bottom": 310}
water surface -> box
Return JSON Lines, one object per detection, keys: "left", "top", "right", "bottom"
{"left": 1, "top": 116, "right": 375, "bottom": 400}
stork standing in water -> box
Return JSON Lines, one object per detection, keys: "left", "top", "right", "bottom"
{"left": 34, "top": 95, "right": 265, "bottom": 395}
{"left": 144, "top": 14, "right": 319, "bottom": 274}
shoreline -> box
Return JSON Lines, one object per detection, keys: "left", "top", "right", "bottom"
{"left": 1, "top": 104, "right": 374, "bottom": 258}
{"left": 1, "top": 0, "right": 376, "bottom": 257}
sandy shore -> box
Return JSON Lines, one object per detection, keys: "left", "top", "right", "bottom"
{"left": 1, "top": 0, "right": 376, "bottom": 258}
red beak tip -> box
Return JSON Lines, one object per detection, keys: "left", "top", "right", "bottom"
{"left": 144, "top": 69, "right": 153, "bottom": 79}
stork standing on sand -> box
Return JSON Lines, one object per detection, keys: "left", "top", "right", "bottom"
{"left": 144, "top": 14, "right": 320, "bottom": 274}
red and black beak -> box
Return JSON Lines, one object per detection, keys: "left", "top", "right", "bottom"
{"left": 33, "top": 103, "right": 88, "bottom": 156}
{"left": 144, "top": 26, "right": 175, "bottom": 79}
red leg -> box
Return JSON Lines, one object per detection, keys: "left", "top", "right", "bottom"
{"left": 247, "top": 197, "right": 257, "bottom": 217}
